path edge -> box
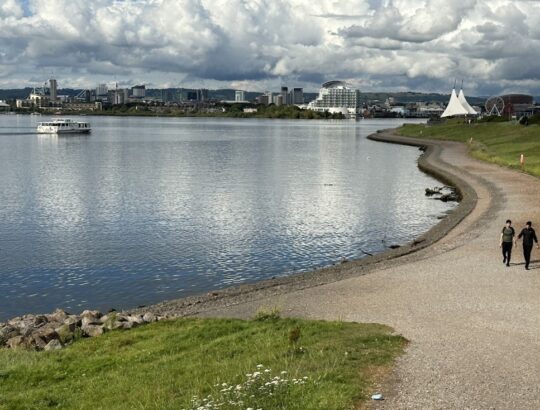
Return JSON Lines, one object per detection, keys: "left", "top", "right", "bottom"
{"left": 126, "top": 128, "right": 479, "bottom": 317}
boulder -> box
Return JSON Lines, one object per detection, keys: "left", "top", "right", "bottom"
{"left": 48, "top": 309, "right": 69, "bottom": 323}
{"left": 81, "top": 310, "right": 102, "bottom": 319}
{"left": 44, "top": 339, "right": 64, "bottom": 351}
{"left": 82, "top": 324, "right": 104, "bottom": 338}
{"left": 0, "top": 325, "right": 20, "bottom": 346}
{"left": 55, "top": 323, "right": 75, "bottom": 344}
{"left": 142, "top": 312, "right": 156, "bottom": 323}
{"left": 29, "top": 335, "right": 47, "bottom": 350}
{"left": 119, "top": 321, "right": 135, "bottom": 330}
{"left": 33, "top": 325, "right": 58, "bottom": 343}
{"left": 81, "top": 316, "right": 101, "bottom": 327}
{"left": 127, "top": 315, "right": 144, "bottom": 325}
{"left": 6, "top": 336, "right": 29, "bottom": 349}
{"left": 63, "top": 316, "right": 81, "bottom": 329}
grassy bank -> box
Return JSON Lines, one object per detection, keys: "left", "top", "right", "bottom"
{"left": 399, "top": 121, "right": 540, "bottom": 177}
{"left": 0, "top": 316, "right": 406, "bottom": 410}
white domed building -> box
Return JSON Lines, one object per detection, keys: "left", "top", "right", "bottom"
{"left": 307, "top": 81, "right": 361, "bottom": 118}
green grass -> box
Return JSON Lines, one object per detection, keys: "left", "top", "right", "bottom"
{"left": 399, "top": 120, "right": 540, "bottom": 177}
{"left": 0, "top": 317, "right": 406, "bottom": 410}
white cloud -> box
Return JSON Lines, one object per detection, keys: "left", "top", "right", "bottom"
{"left": 0, "top": 0, "right": 539, "bottom": 95}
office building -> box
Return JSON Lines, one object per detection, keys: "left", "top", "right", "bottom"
{"left": 281, "top": 86, "right": 288, "bottom": 105}
{"left": 49, "top": 79, "right": 57, "bottom": 101}
{"left": 96, "top": 84, "right": 108, "bottom": 97}
{"left": 197, "top": 89, "right": 209, "bottom": 101}
{"left": 290, "top": 87, "right": 304, "bottom": 104}
{"left": 132, "top": 85, "right": 146, "bottom": 98}
{"left": 235, "top": 90, "right": 246, "bottom": 102}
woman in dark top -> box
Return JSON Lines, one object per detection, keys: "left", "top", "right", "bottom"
{"left": 500, "top": 219, "right": 515, "bottom": 267}
{"left": 517, "top": 221, "right": 539, "bottom": 270}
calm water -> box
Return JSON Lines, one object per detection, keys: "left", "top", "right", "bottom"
{"left": 0, "top": 115, "right": 453, "bottom": 319}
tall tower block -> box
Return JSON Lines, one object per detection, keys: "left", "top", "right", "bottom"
{"left": 49, "top": 79, "right": 57, "bottom": 101}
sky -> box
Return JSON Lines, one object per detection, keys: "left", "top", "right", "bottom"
{"left": 0, "top": 0, "right": 539, "bottom": 95}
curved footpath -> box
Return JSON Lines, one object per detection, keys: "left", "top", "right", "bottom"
{"left": 156, "top": 129, "right": 540, "bottom": 409}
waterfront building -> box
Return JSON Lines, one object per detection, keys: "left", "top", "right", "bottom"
{"left": 96, "top": 84, "right": 108, "bottom": 97}
{"left": 197, "top": 89, "right": 209, "bottom": 101}
{"left": 495, "top": 94, "right": 535, "bottom": 117}
{"left": 49, "top": 79, "right": 57, "bottom": 101}
{"left": 441, "top": 89, "right": 469, "bottom": 117}
{"left": 281, "top": 86, "right": 289, "bottom": 105}
{"left": 235, "top": 90, "right": 245, "bottom": 102}
{"left": 0, "top": 100, "right": 10, "bottom": 111}
{"left": 307, "top": 81, "right": 361, "bottom": 116}
{"left": 255, "top": 94, "right": 269, "bottom": 105}
{"left": 290, "top": 87, "right": 304, "bottom": 105}
{"left": 63, "top": 101, "right": 102, "bottom": 111}
{"left": 274, "top": 94, "right": 283, "bottom": 106}
{"left": 132, "top": 85, "right": 146, "bottom": 98}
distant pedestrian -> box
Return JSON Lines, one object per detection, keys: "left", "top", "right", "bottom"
{"left": 517, "top": 221, "right": 539, "bottom": 270}
{"left": 500, "top": 219, "right": 515, "bottom": 267}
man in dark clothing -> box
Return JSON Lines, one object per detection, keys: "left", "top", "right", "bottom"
{"left": 500, "top": 219, "right": 515, "bottom": 266}
{"left": 517, "top": 221, "right": 539, "bottom": 270}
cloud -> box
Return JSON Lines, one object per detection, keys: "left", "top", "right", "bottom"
{"left": 0, "top": 0, "right": 540, "bottom": 95}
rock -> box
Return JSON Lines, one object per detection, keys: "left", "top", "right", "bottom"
{"left": 101, "top": 314, "right": 125, "bottom": 330}
{"left": 48, "top": 309, "right": 69, "bottom": 323}
{"left": 142, "top": 312, "right": 156, "bottom": 323}
{"left": 55, "top": 323, "right": 75, "bottom": 344}
{"left": 64, "top": 316, "right": 81, "bottom": 328}
{"left": 7, "top": 336, "right": 29, "bottom": 349}
{"left": 425, "top": 187, "right": 442, "bottom": 196}
{"left": 44, "top": 339, "right": 63, "bottom": 351}
{"left": 29, "top": 335, "right": 47, "bottom": 350}
{"left": 82, "top": 324, "right": 104, "bottom": 338}
{"left": 119, "top": 321, "right": 135, "bottom": 330}
{"left": 127, "top": 315, "right": 144, "bottom": 325}
{"left": 0, "top": 325, "right": 20, "bottom": 346}
{"left": 81, "top": 310, "right": 102, "bottom": 318}
{"left": 389, "top": 244, "right": 401, "bottom": 249}
{"left": 33, "top": 325, "right": 58, "bottom": 343}
{"left": 81, "top": 315, "right": 101, "bottom": 327}
{"left": 439, "top": 193, "right": 458, "bottom": 202}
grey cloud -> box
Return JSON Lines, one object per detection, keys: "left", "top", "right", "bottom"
{"left": 0, "top": 0, "right": 540, "bottom": 96}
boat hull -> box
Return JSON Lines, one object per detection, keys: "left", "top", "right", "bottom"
{"left": 37, "top": 128, "right": 92, "bottom": 134}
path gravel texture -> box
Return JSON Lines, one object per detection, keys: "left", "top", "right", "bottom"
{"left": 195, "top": 132, "right": 540, "bottom": 409}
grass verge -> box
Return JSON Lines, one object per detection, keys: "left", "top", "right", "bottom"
{"left": 399, "top": 121, "right": 540, "bottom": 177}
{"left": 0, "top": 317, "right": 406, "bottom": 410}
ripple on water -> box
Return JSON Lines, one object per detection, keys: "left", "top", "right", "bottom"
{"left": 0, "top": 117, "right": 454, "bottom": 319}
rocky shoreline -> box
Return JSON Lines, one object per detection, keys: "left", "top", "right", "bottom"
{"left": 0, "top": 309, "right": 168, "bottom": 351}
{"left": 0, "top": 128, "right": 479, "bottom": 351}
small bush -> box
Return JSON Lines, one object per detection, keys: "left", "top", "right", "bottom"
{"left": 253, "top": 306, "right": 281, "bottom": 321}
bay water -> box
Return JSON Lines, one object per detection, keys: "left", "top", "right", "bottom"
{"left": 0, "top": 116, "right": 454, "bottom": 319}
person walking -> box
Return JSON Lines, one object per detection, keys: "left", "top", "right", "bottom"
{"left": 517, "top": 221, "right": 539, "bottom": 270}
{"left": 500, "top": 219, "right": 516, "bottom": 267}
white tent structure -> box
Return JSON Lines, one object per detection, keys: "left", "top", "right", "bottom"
{"left": 458, "top": 89, "right": 477, "bottom": 115}
{"left": 441, "top": 88, "right": 469, "bottom": 117}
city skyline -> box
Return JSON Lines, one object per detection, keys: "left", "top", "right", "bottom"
{"left": 1, "top": 1, "right": 539, "bottom": 95}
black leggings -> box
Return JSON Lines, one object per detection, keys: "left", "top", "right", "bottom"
{"left": 502, "top": 242, "right": 512, "bottom": 263}
{"left": 524, "top": 244, "right": 533, "bottom": 268}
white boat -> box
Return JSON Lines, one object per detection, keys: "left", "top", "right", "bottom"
{"left": 37, "top": 118, "right": 91, "bottom": 134}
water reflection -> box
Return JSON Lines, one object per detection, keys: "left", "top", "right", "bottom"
{"left": 0, "top": 116, "right": 453, "bottom": 319}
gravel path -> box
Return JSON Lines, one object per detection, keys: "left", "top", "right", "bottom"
{"left": 195, "top": 132, "right": 540, "bottom": 409}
